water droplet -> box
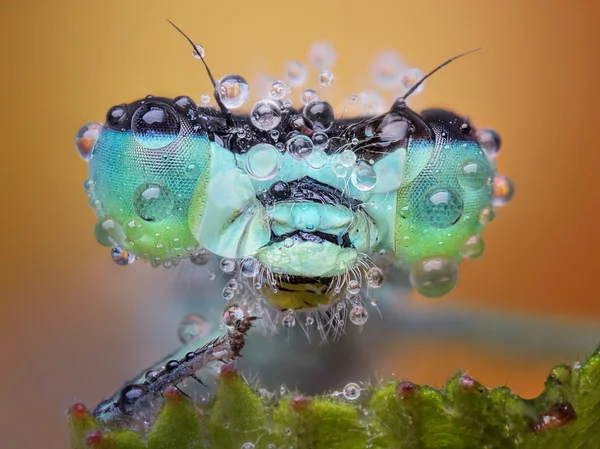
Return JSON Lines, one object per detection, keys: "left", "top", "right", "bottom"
{"left": 303, "top": 100, "right": 334, "bottom": 131}
{"left": 245, "top": 143, "right": 282, "bottom": 180}
{"left": 270, "top": 129, "right": 280, "bottom": 141}
{"left": 343, "top": 382, "right": 361, "bottom": 400}
{"left": 312, "top": 131, "right": 329, "bottom": 150}
{"left": 270, "top": 80, "right": 289, "bottom": 100}
{"left": 460, "top": 234, "right": 485, "bottom": 259}
{"left": 349, "top": 305, "right": 369, "bottom": 325}
{"left": 219, "top": 258, "right": 235, "bottom": 273}
{"left": 240, "top": 443, "right": 255, "bottom": 449}
{"left": 351, "top": 161, "right": 377, "bottom": 191}
{"left": 222, "top": 286, "right": 235, "bottom": 301}
{"left": 94, "top": 216, "right": 125, "bottom": 247}
{"left": 371, "top": 50, "right": 405, "bottom": 89}
{"left": 111, "top": 246, "right": 135, "bottom": 265}
{"left": 358, "top": 91, "right": 385, "bottom": 115}
{"left": 305, "top": 316, "right": 315, "bottom": 326}
{"left": 419, "top": 185, "right": 464, "bottom": 229}
{"left": 83, "top": 179, "right": 95, "bottom": 195}
{"left": 75, "top": 122, "right": 102, "bottom": 161}
{"left": 367, "top": 267, "right": 384, "bottom": 288}
{"left": 339, "top": 150, "right": 357, "bottom": 167}
{"left": 301, "top": 89, "right": 319, "bottom": 105}
{"left": 401, "top": 68, "right": 424, "bottom": 94}
{"left": 286, "top": 61, "right": 308, "bottom": 87}
{"left": 318, "top": 70, "right": 334, "bottom": 87}
{"left": 223, "top": 305, "right": 244, "bottom": 326}
{"left": 106, "top": 104, "right": 128, "bottom": 129}
{"left": 189, "top": 248, "right": 211, "bottom": 265}
{"left": 332, "top": 163, "right": 348, "bottom": 178}
{"left": 347, "top": 279, "right": 361, "bottom": 295}
{"left": 185, "top": 163, "right": 202, "bottom": 179}
{"left": 200, "top": 94, "right": 211, "bottom": 104}
{"left": 283, "top": 237, "right": 295, "bottom": 248}
{"left": 123, "top": 218, "right": 144, "bottom": 241}
{"left": 240, "top": 258, "right": 259, "bottom": 278}
{"left": 286, "top": 134, "right": 313, "bottom": 161}
{"left": 145, "top": 370, "right": 159, "bottom": 382}
{"left": 132, "top": 182, "right": 174, "bottom": 222}
{"left": 409, "top": 256, "right": 459, "bottom": 298}
{"left": 217, "top": 74, "right": 249, "bottom": 109}
{"left": 192, "top": 44, "right": 205, "bottom": 59}
{"left": 208, "top": 272, "right": 216, "bottom": 281}
{"left": 478, "top": 128, "right": 502, "bottom": 158}
{"left": 308, "top": 41, "right": 336, "bottom": 69}
{"left": 307, "top": 149, "right": 328, "bottom": 169}
{"left": 132, "top": 103, "right": 180, "bottom": 149}
{"left": 457, "top": 159, "right": 490, "bottom": 191}
{"left": 477, "top": 208, "right": 495, "bottom": 227}
{"left": 492, "top": 174, "right": 514, "bottom": 206}
{"left": 178, "top": 314, "right": 209, "bottom": 343}
{"left": 250, "top": 100, "right": 282, "bottom": 131}
{"left": 282, "top": 312, "right": 296, "bottom": 328}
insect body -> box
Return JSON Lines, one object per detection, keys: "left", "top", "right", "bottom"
{"left": 77, "top": 31, "right": 513, "bottom": 311}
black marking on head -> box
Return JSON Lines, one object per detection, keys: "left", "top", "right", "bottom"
{"left": 420, "top": 109, "right": 478, "bottom": 142}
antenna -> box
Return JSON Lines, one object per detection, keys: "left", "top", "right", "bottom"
{"left": 168, "top": 20, "right": 234, "bottom": 126}
{"left": 402, "top": 48, "right": 482, "bottom": 101}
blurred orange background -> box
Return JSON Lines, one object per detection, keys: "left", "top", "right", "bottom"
{"left": 2, "top": 1, "right": 600, "bottom": 448}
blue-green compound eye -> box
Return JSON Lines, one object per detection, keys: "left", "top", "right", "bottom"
{"left": 131, "top": 103, "right": 180, "bottom": 149}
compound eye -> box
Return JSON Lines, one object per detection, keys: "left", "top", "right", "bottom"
{"left": 131, "top": 102, "right": 181, "bottom": 149}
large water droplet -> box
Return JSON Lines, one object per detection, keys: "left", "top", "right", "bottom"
{"left": 401, "top": 68, "right": 424, "bottom": 94}
{"left": 479, "top": 207, "right": 496, "bottom": 225}
{"left": 456, "top": 159, "right": 490, "bottom": 191}
{"left": 245, "top": 143, "right": 282, "bottom": 180}
{"left": 312, "top": 131, "right": 329, "bottom": 150}
{"left": 343, "top": 382, "right": 361, "bottom": 400}
{"left": 419, "top": 185, "right": 464, "bottom": 229}
{"left": 308, "top": 41, "right": 336, "bottom": 69}
{"left": 132, "top": 182, "right": 174, "bottom": 222}
{"left": 178, "top": 314, "right": 209, "bottom": 343}
{"left": 217, "top": 75, "right": 249, "bottom": 109}
{"left": 250, "top": 100, "right": 282, "bottom": 131}
{"left": 409, "top": 256, "right": 459, "bottom": 298}
{"left": 286, "top": 134, "right": 313, "bottom": 161}
{"left": 269, "top": 80, "right": 289, "bottom": 100}
{"left": 492, "top": 174, "right": 514, "bottom": 206}
{"left": 349, "top": 305, "right": 369, "bottom": 325}
{"left": 303, "top": 100, "right": 334, "bottom": 131}
{"left": 111, "top": 246, "right": 136, "bottom": 266}
{"left": 318, "top": 70, "right": 334, "bottom": 87}
{"left": 351, "top": 162, "right": 377, "bottom": 191}
{"left": 478, "top": 128, "right": 502, "bottom": 158}
{"left": 286, "top": 61, "right": 308, "bottom": 87}
{"left": 371, "top": 50, "right": 405, "bottom": 90}
{"left": 106, "top": 105, "right": 128, "bottom": 129}
{"left": 75, "top": 122, "right": 102, "bottom": 161}
{"left": 132, "top": 103, "right": 180, "bottom": 149}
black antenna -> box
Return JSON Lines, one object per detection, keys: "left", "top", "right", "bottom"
{"left": 168, "top": 20, "right": 234, "bottom": 126}
{"left": 402, "top": 48, "right": 482, "bottom": 101}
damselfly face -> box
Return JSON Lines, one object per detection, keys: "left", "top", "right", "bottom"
{"left": 77, "top": 41, "right": 512, "bottom": 311}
